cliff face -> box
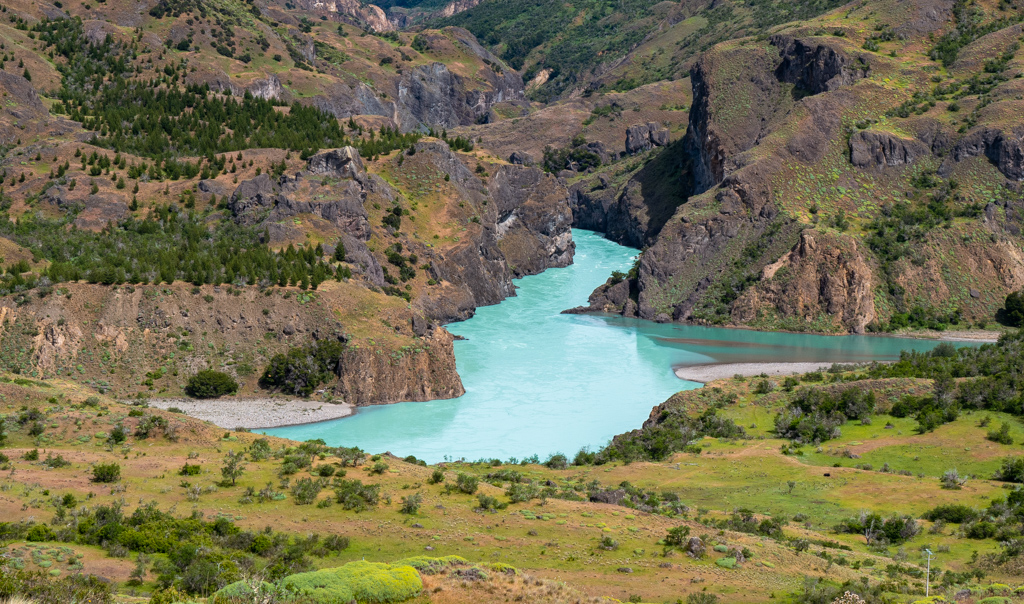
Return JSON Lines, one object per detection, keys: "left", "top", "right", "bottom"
{"left": 730, "top": 230, "right": 878, "bottom": 333}
{"left": 337, "top": 327, "right": 464, "bottom": 405}
{"left": 0, "top": 282, "right": 463, "bottom": 406}
{"left": 311, "top": 29, "right": 524, "bottom": 132}
{"left": 287, "top": 0, "right": 394, "bottom": 32}
{"left": 576, "top": 13, "right": 1024, "bottom": 333}
{"left": 408, "top": 141, "right": 575, "bottom": 322}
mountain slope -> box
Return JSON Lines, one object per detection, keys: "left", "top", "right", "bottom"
{"left": 573, "top": 0, "right": 1024, "bottom": 334}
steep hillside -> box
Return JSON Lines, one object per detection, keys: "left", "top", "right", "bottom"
{"left": 574, "top": 0, "right": 1024, "bottom": 335}
{"left": 0, "top": 0, "right": 575, "bottom": 404}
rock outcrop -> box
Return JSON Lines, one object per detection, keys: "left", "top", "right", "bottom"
{"left": 311, "top": 29, "right": 524, "bottom": 132}
{"left": 411, "top": 141, "right": 575, "bottom": 321}
{"left": 228, "top": 150, "right": 372, "bottom": 240}
{"left": 577, "top": 34, "right": 880, "bottom": 330}
{"left": 287, "top": 0, "right": 394, "bottom": 32}
{"left": 306, "top": 147, "right": 365, "bottom": 179}
{"left": 771, "top": 35, "right": 870, "bottom": 94}
{"left": 489, "top": 164, "right": 575, "bottom": 276}
{"left": 731, "top": 230, "right": 877, "bottom": 333}
{"left": 0, "top": 71, "right": 51, "bottom": 144}
{"left": 849, "top": 130, "right": 929, "bottom": 169}
{"left": 947, "top": 126, "right": 1024, "bottom": 181}
{"left": 336, "top": 324, "right": 464, "bottom": 405}
{"left": 2, "top": 282, "right": 464, "bottom": 406}
{"left": 625, "top": 122, "right": 670, "bottom": 155}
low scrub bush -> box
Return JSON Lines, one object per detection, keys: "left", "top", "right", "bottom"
{"left": 922, "top": 504, "right": 978, "bottom": 524}
{"left": 994, "top": 457, "right": 1024, "bottom": 483}
{"left": 281, "top": 560, "right": 422, "bottom": 603}
{"left": 92, "top": 462, "right": 121, "bottom": 483}
{"left": 185, "top": 370, "right": 238, "bottom": 398}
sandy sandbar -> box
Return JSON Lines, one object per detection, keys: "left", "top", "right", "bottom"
{"left": 144, "top": 397, "right": 353, "bottom": 429}
{"left": 673, "top": 362, "right": 840, "bottom": 384}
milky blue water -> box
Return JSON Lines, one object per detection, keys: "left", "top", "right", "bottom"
{"left": 264, "top": 229, "right": 952, "bottom": 462}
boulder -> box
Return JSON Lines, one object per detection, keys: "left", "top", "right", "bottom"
{"left": 508, "top": 151, "right": 534, "bottom": 166}
{"left": 625, "top": 122, "right": 670, "bottom": 154}
{"left": 306, "top": 147, "right": 365, "bottom": 179}
{"left": 228, "top": 174, "right": 279, "bottom": 224}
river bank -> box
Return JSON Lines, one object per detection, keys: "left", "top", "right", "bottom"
{"left": 146, "top": 397, "right": 353, "bottom": 429}
{"left": 674, "top": 362, "right": 844, "bottom": 383}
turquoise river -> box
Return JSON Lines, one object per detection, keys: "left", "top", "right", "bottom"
{"left": 265, "top": 229, "right": 954, "bottom": 462}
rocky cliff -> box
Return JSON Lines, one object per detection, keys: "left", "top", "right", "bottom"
{"left": 406, "top": 141, "right": 575, "bottom": 322}
{"left": 311, "top": 29, "right": 524, "bottom": 132}
{"left": 575, "top": 5, "right": 1024, "bottom": 333}
{"left": 0, "top": 282, "right": 463, "bottom": 406}
{"left": 284, "top": 0, "right": 394, "bottom": 32}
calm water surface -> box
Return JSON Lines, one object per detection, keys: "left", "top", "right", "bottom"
{"left": 265, "top": 230, "right": 952, "bottom": 462}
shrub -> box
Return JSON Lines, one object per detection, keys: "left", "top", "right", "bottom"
{"left": 291, "top": 477, "right": 324, "bottom": 505}
{"left": 543, "top": 453, "right": 568, "bottom": 469}
{"left": 922, "top": 504, "right": 978, "bottom": 524}
{"left": 26, "top": 523, "right": 57, "bottom": 542}
{"left": 964, "top": 521, "right": 998, "bottom": 539}
{"left": 369, "top": 461, "right": 389, "bottom": 475}
{"left": 333, "top": 479, "right": 380, "bottom": 511}
{"left": 92, "top": 462, "right": 121, "bottom": 483}
{"left": 940, "top": 469, "right": 966, "bottom": 490}
{"left": 281, "top": 560, "right": 422, "bottom": 603}
{"left": 477, "top": 493, "right": 504, "bottom": 510}
{"left": 455, "top": 473, "right": 478, "bottom": 495}
{"left": 664, "top": 525, "right": 691, "bottom": 547}
{"left": 1001, "top": 290, "right": 1024, "bottom": 327}
{"left": 994, "top": 457, "right": 1024, "bottom": 483}
{"left": 260, "top": 340, "right": 345, "bottom": 397}
{"left": 505, "top": 482, "right": 541, "bottom": 503}
{"left": 185, "top": 370, "right": 238, "bottom": 398}
{"left": 315, "top": 464, "right": 336, "bottom": 477}
{"left": 987, "top": 422, "right": 1015, "bottom": 445}
{"left": 426, "top": 468, "right": 444, "bottom": 484}
{"left": 392, "top": 555, "right": 467, "bottom": 574}
{"left": 179, "top": 463, "right": 202, "bottom": 476}
{"left": 400, "top": 492, "right": 423, "bottom": 514}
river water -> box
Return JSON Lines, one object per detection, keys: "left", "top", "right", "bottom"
{"left": 264, "top": 229, "right": 951, "bottom": 462}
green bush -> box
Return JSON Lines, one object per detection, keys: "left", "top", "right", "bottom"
{"left": 1001, "top": 290, "right": 1024, "bottom": 327}
{"left": 260, "top": 340, "right": 345, "bottom": 397}
{"left": 282, "top": 560, "right": 422, "bottom": 603}
{"left": 399, "top": 492, "right": 422, "bottom": 514}
{"left": 92, "top": 462, "right": 121, "bottom": 483}
{"left": 179, "top": 463, "right": 202, "bottom": 476}
{"left": 994, "top": 457, "right": 1024, "bottom": 483}
{"left": 715, "top": 557, "right": 737, "bottom": 568}
{"left": 454, "top": 473, "right": 478, "bottom": 495}
{"left": 291, "top": 477, "right": 324, "bottom": 505}
{"left": 26, "top": 523, "right": 56, "bottom": 542}
{"left": 185, "top": 370, "right": 238, "bottom": 399}
{"left": 922, "top": 504, "right": 978, "bottom": 524}
{"left": 333, "top": 479, "right": 380, "bottom": 512}
{"left": 426, "top": 469, "right": 444, "bottom": 484}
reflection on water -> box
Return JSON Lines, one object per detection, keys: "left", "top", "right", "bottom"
{"left": 264, "top": 230, "right": 957, "bottom": 463}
